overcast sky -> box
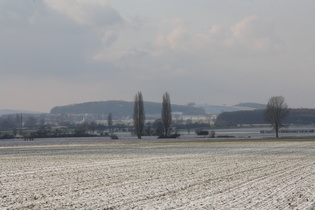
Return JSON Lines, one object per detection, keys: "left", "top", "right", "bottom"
{"left": 1, "top": 0, "right": 314, "bottom": 112}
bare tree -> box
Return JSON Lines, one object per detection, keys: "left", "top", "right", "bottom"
{"left": 107, "top": 113, "right": 113, "bottom": 136}
{"left": 265, "top": 96, "right": 289, "bottom": 138}
{"left": 133, "top": 92, "right": 145, "bottom": 139}
{"left": 161, "top": 92, "right": 172, "bottom": 137}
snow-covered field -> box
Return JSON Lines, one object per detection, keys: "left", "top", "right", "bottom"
{"left": 1, "top": 137, "right": 315, "bottom": 209}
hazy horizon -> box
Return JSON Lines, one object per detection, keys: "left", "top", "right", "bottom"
{"left": 0, "top": 99, "right": 264, "bottom": 114}
{"left": 1, "top": 1, "right": 315, "bottom": 112}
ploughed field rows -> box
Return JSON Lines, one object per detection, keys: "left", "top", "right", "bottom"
{"left": 1, "top": 140, "right": 315, "bottom": 209}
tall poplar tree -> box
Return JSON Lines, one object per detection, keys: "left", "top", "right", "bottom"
{"left": 161, "top": 92, "right": 172, "bottom": 137}
{"left": 107, "top": 113, "right": 113, "bottom": 136}
{"left": 133, "top": 92, "right": 145, "bottom": 139}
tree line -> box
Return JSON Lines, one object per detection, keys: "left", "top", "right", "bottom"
{"left": 0, "top": 95, "right": 300, "bottom": 139}
{"left": 216, "top": 96, "right": 290, "bottom": 138}
{"left": 0, "top": 91, "right": 184, "bottom": 139}
{"left": 50, "top": 100, "right": 205, "bottom": 116}
{"left": 215, "top": 106, "right": 315, "bottom": 127}
{"left": 132, "top": 91, "right": 174, "bottom": 139}
{"left": 132, "top": 94, "right": 292, "bottom": 139}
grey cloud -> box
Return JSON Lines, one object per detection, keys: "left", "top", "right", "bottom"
{"left": 1, "top": 1, "right": 315, "bottom": 111}
{"left": 228, "top": 16, "right": 284, "bottom": 53}
{"left": 102, "top": 31, "right": 119, "bottom": 47}
{"left": 0, "top": 0, "right": 124, "bottom": 78}
{"left": 44, "top": 0, "right": 123, "bottom": 27}
{"left": 94, "top": 16, "right": 285, "bottom": 78}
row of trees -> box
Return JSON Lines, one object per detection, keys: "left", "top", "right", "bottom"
{"left": 133, "top": 92, "right": 173, "bottom": 139}
{"left": 214, "top": 96, "right": 289, "bottom": 138}
{"left": 80, "top": 95, "right": 290, "bottom": 139}
{"left": 0, "top": 114, "right": 41, "bottom": 131}
{"left": 131, "top": 94, "right": 289, "bottom": 139}
{"left": 0, "top": 95, "right": 290, "bottom": 140}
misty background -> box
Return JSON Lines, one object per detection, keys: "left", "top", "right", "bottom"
{"left": 1, "top": 0, "right": 314, "bottom": 112}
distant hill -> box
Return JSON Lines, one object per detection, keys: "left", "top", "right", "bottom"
{"left": 50, "top": 100, "right": 206, "bottom": 117}
{"left": 194, "top": 102, "right": 266, "bottom": 115}
{"left": 215, "top": 108, "right": 315, "bottom": 126}
{"left": 234, "top": 103, "right": 266, "bottom": 109}
{"left": 0, "top": 109, "right": 42, "bottom": 116}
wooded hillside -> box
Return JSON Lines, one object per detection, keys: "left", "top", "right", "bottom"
{"left": 215, "top": 109, "right": 315, "bottom": 126}
{"left": 50, "top": 100, "right": 206, "bottom": 117}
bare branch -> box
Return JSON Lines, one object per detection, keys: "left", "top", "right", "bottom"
{"left": 265, "top": 96, "right": 289, "bottom": 138}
